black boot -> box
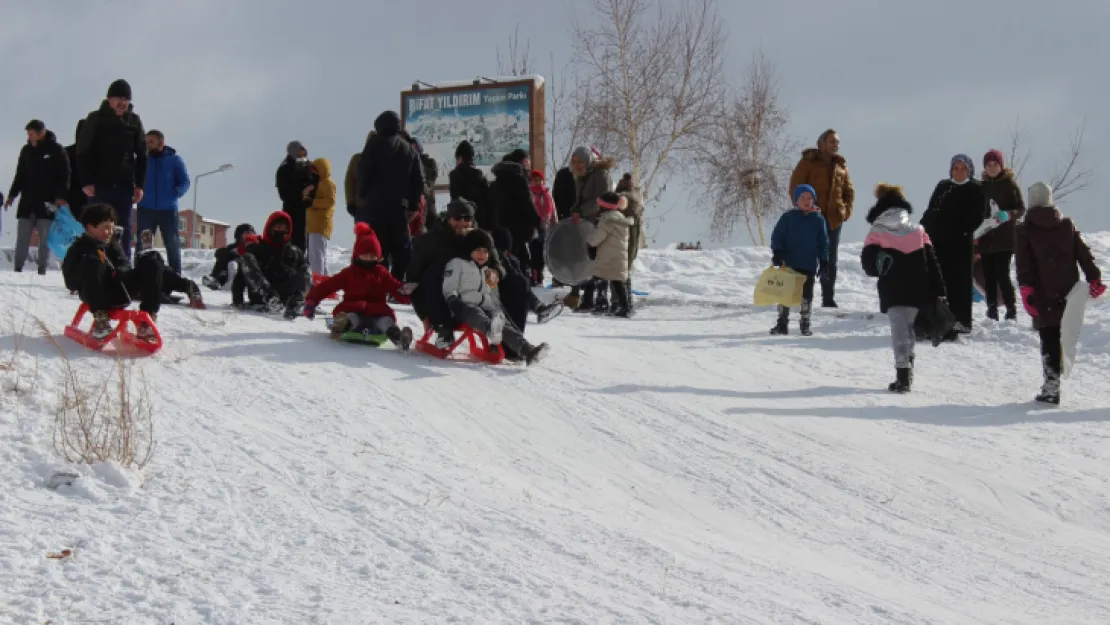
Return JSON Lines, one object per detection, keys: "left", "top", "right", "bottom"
{"left": 625, "top": 278, "right": 635, "bottom": 316}
{"left": 888, "top": 368, "right": 912, "bottom": 393}
{"left": 799, "top": 300, "right": 813, "bottom": 336}
{"left": 610, "top": 280, "right": 631, "bottom": 318}
{"left": 1035, "top": 355, "right": 1061, "bottom": 405}
{"left": 574, "top": 282, "right": 596, "bottom": 313}
{"left": 986, "top": 306, "right": 999, "bottom": 321}
{"left": 591, "top": 280, "right": 610, "bottom": 314}
{"left": 770, "top": 306, "right": 789, "bottom": 335}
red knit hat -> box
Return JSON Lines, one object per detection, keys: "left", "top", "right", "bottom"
{"left": 352, "top": 223, "right": 382, "bottom": 259}
{"left": 983, "top": 149, "right": 1004, "bottom": 168}
{"left": 530, "top": 169, "right": 545, "bottom": 181}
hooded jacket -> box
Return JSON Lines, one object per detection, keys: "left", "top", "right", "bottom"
{"left": 770, "top": 207, "right": 830, "bottom": 274}
{"left": 449, "top": 164, "right": 493, "bottom": 229}
{"left": 1015, "top": 204, "right": 1101, "bottom": 329}
{"left": 977, "top": 168, "right": 1025, "bottom": 254}
{"left": 62, "top": 232, "right": 133, "bottom": 311}
{"left": 76, "top": 100, "right": 147, "bottom": 188}
{"left": 572, "top": 158, "right": 616, "bottom": 221}
{"left": 491, "top": 161, "right": 539, "bottom": 241}
{"left": 356, "top": 111, "right": 425, "bottom": 221}
{"left": 788, "top": 148, "right": 855, "bottom": 231}
{"left": 8, "top": 130, "right": 70, "bottom": 220}
{"left": 138, "top": 146, "right": 190, "bottom": 211}
{"left": 306, "top": 157, "right": 336, "bottom": 238}
{"left": 306, "top": 262, "right": 408, "bottom": 320}
{"left": 243, "top": 211, "right": 308, "bottom": 291}
{"left": 861, "top": 190, "right": 946, "bottom": 312}
{"left": 587, "top": 208, "right": 636, "bottom": 281}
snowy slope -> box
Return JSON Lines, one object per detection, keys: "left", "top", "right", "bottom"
{"left": 1, "top": 235, "right": 1109, "bottom": 624}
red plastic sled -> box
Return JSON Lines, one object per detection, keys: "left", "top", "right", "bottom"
{"left": 312, "top": 273, "right": 339, "bottom": 299}
{"left": 414, "top": 324, "right": 504, "bottom": 364}
{"left": 63, "top": 303, "right": 163, "bottom": 354}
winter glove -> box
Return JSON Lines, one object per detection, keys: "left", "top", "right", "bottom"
{"left": 771, "top": 254, "right": 782, "bottom": 267}
{"left": 302, "top": 300, "right": 318, "bottom": 320}
{"left": 1020, "top": 286, "right": 1038, "bottom": 318}
{"left": 399, "top": 282, "right": 418, "bottom": 295}
{"left": 1090, "top": 279, "right": 1106, "bottom": 299}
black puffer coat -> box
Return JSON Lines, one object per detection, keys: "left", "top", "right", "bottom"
{"left": 8, "top": 130, "right": 70, "bottom": 220}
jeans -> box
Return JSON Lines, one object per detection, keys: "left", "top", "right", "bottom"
{"left": 307, "top": 233, "right": 329, "bottom": 276}
{"left": 91, "top": 183, "right": 135, "bottom": 261}
{"left": 136, "top": 208, "right": 182, "bottom": 274}
{"left": 14, "top": 218, "right": 51, "bottom": 271}
{"left": 342, "top": 313, "right": 395, "bottom": 335}
{"left": 821, "top": 225, "right": 841, "bottom": 302}
{"left": 981, "top": 251, "right": 1016, "bottom": 312}
{"left": 888, "top": 306, "right": 918, "bottom": 368}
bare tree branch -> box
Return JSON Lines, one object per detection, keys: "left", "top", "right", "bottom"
{"left": 496, "top": 23, "right": 534, "bottom": 76}
{"left": 1049, "top": 119, "right": 1094, "bottom": 202}
{"left": 569, "top": 0, "right": 727, "bottom": 228}
{"left": 693, "top": 50, "right": 798, "bottom": 244}
{"left": 545, "top": 52, "right": 587, "bottom": 175}
{"left": 1006, "top": 115, "right": 1032, "bottom": 181}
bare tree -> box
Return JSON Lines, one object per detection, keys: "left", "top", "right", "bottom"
{"left": 1006, "top": 116, "right": 1032, "bottom": 180}
{"left": 496, "top": 24, "right": 534, "bottom": 76}
{"left": 1004, "top": 117, "right": 1093, "bottom": 203}
{"left": 1048, "top": 120, "right": 1093, "bottom": 202}
{"left": 695, "top": 51, "right": 798, "bottom": 244}
{"left": 569, "top": 0, "right": 727, "bottom": 223}
{"left": 545, "top": 52, "right": 588, "bottom": 176}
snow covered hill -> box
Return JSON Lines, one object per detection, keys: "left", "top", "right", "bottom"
{"left": 1, "top": 236, "right": 1109, "bottom": 624}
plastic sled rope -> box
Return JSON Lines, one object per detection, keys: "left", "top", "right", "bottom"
{"left": 63, "top": 303, "right": 163, "bottom": 353}
{"left": 311, "top": 273, "right": 339, "bottom": 299}
{"left": 47, "top": 205, "right": 85, "bottom": 261}
{"left": 415, "top": 324, "right": 504, "bottom": 364}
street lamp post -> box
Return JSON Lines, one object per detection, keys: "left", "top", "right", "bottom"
{"left": 190, "top": 164, "right": 234, "bottom": 247}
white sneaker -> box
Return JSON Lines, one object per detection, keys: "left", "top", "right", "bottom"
{"left": 489, "top": 313, "right": 505, "bottom": 345}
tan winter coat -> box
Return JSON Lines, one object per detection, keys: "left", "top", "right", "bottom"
{"left": 587, "top": 208, "right": 635, "bottom": 281}
{"left": 789, "top": 148, "right": 855, "bottom": 230}
{"left": 573, "top": 158, "right": 616, "bottom": 221}
{"left": 619, "top": 186, "right": 646, "bottom": 268}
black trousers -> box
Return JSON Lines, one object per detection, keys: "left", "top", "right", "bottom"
{"left": 1039, "top": 326, "right": 1062, "bottom": 376}
{"left": 368, "top": 211, "right": 412, "bottom": 283}
{"left": 981, "top": 251, "right": 1016, "bottom": 311}
{"left": 119, "top": 253, "right": 165, "bottom": 315}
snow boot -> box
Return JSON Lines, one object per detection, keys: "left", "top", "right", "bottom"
{"left": 90, "top": 311, "right": 114, "bottom": 341}
{"left": 523, "top": 342, "right": 551, "bottom": 366}
{"left": 433, "top": 325, "right": 455, "bottom": 350}
{"left": 535, "top": 301, "right": 564, "bottom": 324}
{"left": 136, "top": 313, "right": 158, "bottom": 343}
{"left": 799, "top": 300, "right": 813, "bottom": 336}
{"left": 488, "top": 313, "right": 506, "bottom": 345}
{"left": 822, "top": 298, "right": 838, "bottom": 308}
{"left": 186, "top": 281, "right": 206, "bottom": 309}
{"left": 888, "top": 368, "right": 912, "bottom": 393}
{"left": 591, "top": 281, "right": 610, "bottom": 314}
{"left": 574, "top": 285, "right": 595, "bottom": 313}
{"left": 330, "top": 312, "right": 352, "bottom": 338}
{"left": 1004, "top": 307, "right": 1017, "bottom": 321}
{"left": 610, "top": 280, "right": 631, "bottom": 318}
{"left": 264, "top": 296, "right": 285, "bottom": 314}
{"left": 1035, "top": 357, "right": 1061, "bottom": 405}
{"left": 625, "top": 278, "right": 635, "bottom": 315}
{"left": 202, "top": 275, "right": 222, "bottom": 291}
{"left": 770, "top": 306, "right": 789, "bottom": 335}
{"left": 986, "top": 306, "right": 999, "bottom": 321}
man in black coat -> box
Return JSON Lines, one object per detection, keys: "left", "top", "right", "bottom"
{"left": 552, "top": 166, "right": 576, "bottom": 221}
{"left": 275, "top": 140, "right": 314, "bottom": 251}
{"left": 64, "top": 119, "right": 87, "bottom": 222}
{"left": 5, "top": 119, "right": 70, "bottom": 274}
{"left": 448, "top": 140, "right": 494, "bottom": 229}
{"left": 76, "top": 79, "right": 147, "bottom": 262}
{"left": 356, "top": 110, "right": 425, "bottom": 282}
{"left": 490, "top": 150, "right": 539, "bottom": 269}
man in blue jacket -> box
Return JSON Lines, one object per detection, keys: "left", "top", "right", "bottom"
{"left": 136, "top": 129, "right": 190, "bottom": 273}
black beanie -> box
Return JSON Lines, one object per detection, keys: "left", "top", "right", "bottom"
{"left": 465, "top": 229, "right": 494, "bottom": 255}
{"left": 504, "top": 148, "right": 528, "bottom": 164}
{"left": 456, "top": 140, "right": 475, "bottom": 162}
{"left": 107, "top": 79, "right": 132, "bottom": 100}
{"left": 233, "top": 223, "right": 256, "bottom": 242}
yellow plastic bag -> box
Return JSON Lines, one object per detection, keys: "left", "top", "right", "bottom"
{"left": 753, "top": 266, "right": 805, "bottom": 307}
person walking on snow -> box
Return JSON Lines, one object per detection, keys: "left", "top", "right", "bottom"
{"left": 135, "top": 129, "right": 190, "bottom": 273}
{"left": 5, "top": 119, "right": 70, "bottom": 274}
{"left": 789, "top": 129, "right": 855, "bottom": 308}
{"left": 1015, "top": 182, "right": 1104, "bottom": 405}
{"left": 305, "top": 157, "right": 336, "bottom": 276}
{"left": 76, "top": 79, "right": 147, "bottom": 261}
{"left": 769, "top": 184, "right": 830, "bottom": 336}
{"left": 861, "top": 183, "right": 947, "bottom": 393}
{"left": 978, "top": 149, "right": 1025, "bottom": 320}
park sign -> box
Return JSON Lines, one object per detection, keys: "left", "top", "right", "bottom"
{"left": 401, "top": 75, "right": 546, "bottom": 190}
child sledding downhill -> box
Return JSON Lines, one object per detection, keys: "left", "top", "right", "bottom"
{"left": 302, "top": 223, "right": 415, "bottom": 349}
{"left": 442, "top": 229, "right": 550, "bottom": 366}
{"left": 203, "top": 223, "right": 259, "bottom": 306}
{"left": 61, "top": 203, "right": 165, "bottom": 343}
{"left": 1015, "top": 181, "right": 1104, "bottom": 405}
{"left": 861, "top": 184, "right": 947, "bottom": 393}
{"left": 769, "top": 184, "right": 830, "bottom": 336}
{"left": 585, "top": 192, "right": 636, "bottom": 318}
{"left": 238, "top": 210, "right": 311, "bottom": 319}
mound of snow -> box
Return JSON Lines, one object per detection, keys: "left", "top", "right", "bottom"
{"left": 0, "top": 234, "right": 1108, "bottom": 623}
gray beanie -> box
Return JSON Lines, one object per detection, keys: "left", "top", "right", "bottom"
{"left": 1028, "top": 181, "right": 1053, "bottom": 208}
{"left": 287, "top": 140, "right": 306, "bottom": 158}
{"left": 571, "top": 145, "right": 594, "bottom": 166}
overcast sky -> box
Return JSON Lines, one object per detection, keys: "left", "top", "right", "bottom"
{"left": 1, "top": 0, "right": 1106, "bottom": 250}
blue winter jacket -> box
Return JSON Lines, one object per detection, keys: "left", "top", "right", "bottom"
{"left": 770, "top": 208, "right": 830, "bottom": 274}
{"left": 138, "top": 146, "right": 190, "bottom": 211}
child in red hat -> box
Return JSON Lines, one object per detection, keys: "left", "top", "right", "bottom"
{"left": 528, "top": 169, "right": 557, "bottom": 284}
{"left": 303, "top": 223, "right": 415, "bottom": 348}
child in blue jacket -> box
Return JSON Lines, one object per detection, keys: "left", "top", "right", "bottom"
{"left": 769, "top": 184, "right": 830, "bottom": 336}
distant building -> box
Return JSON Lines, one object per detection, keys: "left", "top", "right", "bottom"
{"left": 29, "top": 209, "right": 230, "bottom": 250}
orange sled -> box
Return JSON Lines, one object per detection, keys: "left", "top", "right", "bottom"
{"left": 414, "top": 324, "right": 504, "bottom": 364}
{"left": 63, "top": 303, "right": 163, "bottom": 354}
